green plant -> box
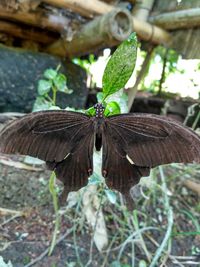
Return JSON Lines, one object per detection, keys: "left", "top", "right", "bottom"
{"left": 140, "top": 46, "right": 182, "bottom": 95}
{"left": 86, "top": 32, "right": 137, "bottom": 116}
{"left": 33, "top": 65, "right": 72, "bottom": 111}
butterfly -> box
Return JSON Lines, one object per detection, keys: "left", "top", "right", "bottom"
{"left": 0, "top": 103, "right": 200, "bottom": 205}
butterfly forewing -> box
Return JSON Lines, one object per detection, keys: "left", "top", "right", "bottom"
{"left": 0, "top": 110, "right": 95, "bottom": 193}
{"left": 0, "top": 110, "right": 93, "bottom": 161}
{"left": 105, "top": 113, "right": 200, "bottom": 168}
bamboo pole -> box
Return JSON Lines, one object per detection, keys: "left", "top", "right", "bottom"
{"left": 0, "top": 1, "right": 172, "bottom": 47}
{"left": 0, "top": 20, "right": 56, "bottom": 44}
{"left": 43, "top": 0, "right": 171, "bottom": 46}
{"left": 45, "top": 8, "right": 133, "bottom": 57}
{"left": 132, "top": 17, "right": 171, "bottom": 45}
{"left": 149, "top": 8, "right": 200, "bottom": 30}
{"left": 43, "top": 0, "right": 113, "bottom": 18}
{"left": 0, "top": 8, "right": 69, "bottom": 31}
{"left": 132, "top": 0, "right": 155, "bottom": 21}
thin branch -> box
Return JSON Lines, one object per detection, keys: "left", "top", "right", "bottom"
{"left": 149, "top": 167, "right": 174, "bottom": 267}
{"left": 157, "top": 48, "right": 168, "bottom": 96}
{"left": 128, "top": 45, "right": 155, "bottom": 111}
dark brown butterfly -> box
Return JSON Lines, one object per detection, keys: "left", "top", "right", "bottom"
{"left": 1, "top": 103, "right": 200, "bottom": 205}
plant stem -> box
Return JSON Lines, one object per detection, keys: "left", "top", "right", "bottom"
{"left": 192, "top": 110, "right": 200, "bottom": 130}
{"left": 52, "top": 86, "right": 57, "bottom": 105}
{"left": 45, "top": 94, "right": 54, "bottom": 104}
{"left": 48, "top": 172, "right": 60, "bottom": 256}
{"left": 157, "top": 49, "right": 168, "bottom": 96}
{"left": 149, "top": 167, "right": 173, "bottom": 267}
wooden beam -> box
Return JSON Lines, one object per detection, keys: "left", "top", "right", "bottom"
{"left": 0, "top": 20, "right": 57, "bottom": 44}
{"left": 132, "top": 0, "right": 155, "bottom": 21}
{"left": 131, "top": 0, "right": 169, "bottom": 45}
{"left": 18, "top": 0, "right": 41, "bottom": 12}
{"left": 0, "top": 8, "right": 69, "bottom": 32}
{"left": 45, "top": 8, "right": 133, "bottom": 57}
{"left": 43, "top": 0, "right": 113, "bottom": 18}
{"left": 149, "top": 8, "right": 200, "bottom": 30}
{"left": 132, "top": 17, "right": 171, "bottom": 45}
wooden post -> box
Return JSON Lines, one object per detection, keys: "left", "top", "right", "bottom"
{"left": 45, "top": 8, "right": 133, "bottom": 57}
{"left": 149, "top": 8, "right": 200, "bottom": 30}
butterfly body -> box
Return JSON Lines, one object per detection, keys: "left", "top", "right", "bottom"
{"left": 1, "top": 105, "right": 200, "bottom": 205}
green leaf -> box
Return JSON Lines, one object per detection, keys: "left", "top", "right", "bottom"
{"left": 104, "top": 189, "right": 117, "bottom": 204}
{"left": 85, "top": 106, "right": 95, "bottom": 116}
{"left": 48, "top": 105, "right": 61, "bottom": 110}
{"left": 65, "top": 107, "right": 84, "bottom": 113}
{"left": 53, "top": 73, "right": 67, "bottom": 92}
{"left": 97, "top": 92, "right": 104, "bottom": 103}
{"left": 110, "top": 261, "right": 130, "bottom": 267}
{"left": 38, "top": 79, "right": 52, "bottom": 95}
{"left": 33, "top": 97, "right": 52, "bottom": 111}
{"left": 44, "top": 68, "right": 57, "bottom": 80}
{"left": 139, "top": 260, "right": 147, "bottom": 267}
{"left": 102, "top": 33, "right": 137, "bottom": 99}
{"left": 104, "top": 101, "right": 121, "bottom": 116}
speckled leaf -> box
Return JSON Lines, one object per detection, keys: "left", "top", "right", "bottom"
{"left": 102, "top": 33, "right": 137, "bottom": 99}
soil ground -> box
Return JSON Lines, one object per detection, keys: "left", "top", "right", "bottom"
{"left": 0, "top": 155, "right": 200, "bottom": 267}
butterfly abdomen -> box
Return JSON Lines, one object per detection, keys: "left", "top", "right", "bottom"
{"left": 95, "top": 133, "right": 102, "bottom": 151}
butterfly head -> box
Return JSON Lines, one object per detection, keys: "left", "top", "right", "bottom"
{"left": 94, "top": 103, "right": 105, "bottom": 118}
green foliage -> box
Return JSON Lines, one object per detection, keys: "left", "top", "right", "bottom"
{"left": 102, "top": 33, "right": 137, "bottom": 100}
{"left": 104, "top": 101, "right": 121, "bottom": 116}
{"left": 140, "top": 46, "right": 182, "bottom": 94}
{"left": 110, "top": 261, "right": 130, "bottom": 267}
{"left": 38, "top": 79, "right": 52, "bottom": 95}
{"left": 104, "top": 189, "right": 117, "bottom": 204}
{"left": 85, "top": 106, "right": 96, "bottom": 116}
{"left": 73, "top": 54, "right": 96, "bottom": 73}
{"left": 33, "top": 66, "right": 72, "bottom": 111}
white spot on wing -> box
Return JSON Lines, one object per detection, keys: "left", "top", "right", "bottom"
{"left": 64, "top": 153, "right": 70, "bottom": 160}
{"left": 126, "top": 154, "right": 135, "bottom": 165}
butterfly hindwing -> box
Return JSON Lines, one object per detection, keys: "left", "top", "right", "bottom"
{"left": 102, "top": 129, "right": 150, "bottom": 196}
{"left": 47, "top": 131, "right": 94, "bottom": 198}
